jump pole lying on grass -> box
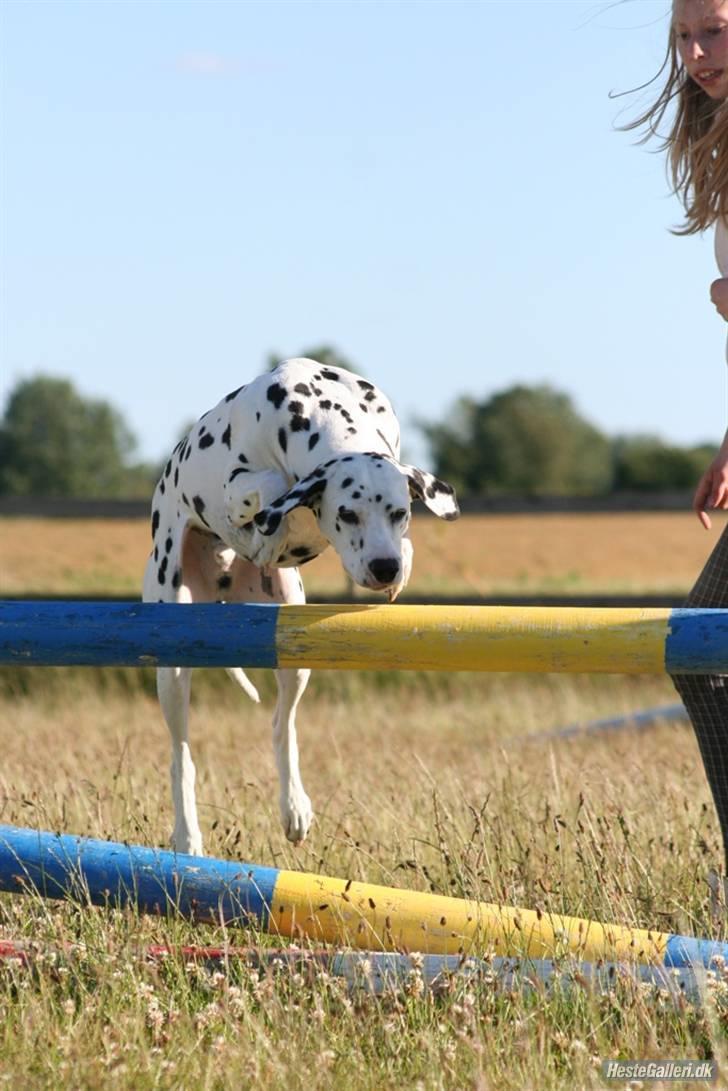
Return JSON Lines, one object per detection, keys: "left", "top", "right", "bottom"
{"left": 0, "top": 824, "right": 726, "bottom": 971}
{"left": 1, "top": 601, "right": 727, "bottom": 673}
{"left": 0, "top": 940, "right": 709, "bottom": 1005}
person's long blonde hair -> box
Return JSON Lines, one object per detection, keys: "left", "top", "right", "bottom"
{"left": 624, "top": 12, "right": 728, "bottom": 233}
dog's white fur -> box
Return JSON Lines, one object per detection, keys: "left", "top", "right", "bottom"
{"left": 143, "top": 359, "right": 458, "bottom": 855}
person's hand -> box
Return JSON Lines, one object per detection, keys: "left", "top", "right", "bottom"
{"left": 693, "top": 439, "right": 728, "bottom": 529}
{"left": 710, "top": 277, "right": 728, "bottom": 320}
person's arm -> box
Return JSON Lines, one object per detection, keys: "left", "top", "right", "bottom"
{"left": 694, "top": 429, "right": 728, "bottom": 529}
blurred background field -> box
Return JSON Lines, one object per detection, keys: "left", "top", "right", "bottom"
{"left": 2, "top": 510, "right": 726, "bottom": 598}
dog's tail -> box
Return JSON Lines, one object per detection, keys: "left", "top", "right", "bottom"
{"left": 225, "top": 668, "right": 261, "bottom": 703}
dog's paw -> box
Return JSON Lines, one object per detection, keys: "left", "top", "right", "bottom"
{"left": 171, "top": 828, "right": 204, "bottom": 858}
{"left": 281, "top": 789, "right": 314, "bottom": 845}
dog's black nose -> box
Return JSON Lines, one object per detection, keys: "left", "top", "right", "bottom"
{"left": 368, "top": 557, "right": 400, "bottom": 585}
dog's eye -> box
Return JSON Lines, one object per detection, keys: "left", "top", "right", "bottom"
{"left": 338, "top": 508, "right": 360, "bottom": 526}
{"left": 389, "top": 508, "right": 407, "bottom": 524}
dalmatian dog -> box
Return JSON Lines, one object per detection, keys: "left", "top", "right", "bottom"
{"left": 143, "top": 358, "right": 459, "bottom": 856}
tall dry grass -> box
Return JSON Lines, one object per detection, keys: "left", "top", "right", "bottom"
{"left": 1, "top": 669, "right": 726, "bottom": 1089}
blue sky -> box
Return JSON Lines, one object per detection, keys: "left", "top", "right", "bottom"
{"left": 2, "top": 0, "right": 726, "bottom": 469}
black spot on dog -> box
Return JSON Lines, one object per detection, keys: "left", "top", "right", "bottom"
{"left": 192, "top": 496, "right": 210, "bottom": 527}
{"left": 357, "top": 379, "right": 374, "bottom": 390}
{"left": 151, "top": 509, "right": 160, "bottom": 539}
{"left": 199, "top": 433, "right": 215, "bottom": 450}
{"left": 164, "top": 460, "right": 172, "bottom": 478}
{"left": 255, "top": 510, "right": 282, "bottom": 535}
{"left": 290, "top": 415, "right": 310, "bottom": 432}
{"left": 174, "top": 468, "right": 179, "bottom": 487}
{"left": 256, "top": 411, "right": 261, "bottom": 421}
{"left": 363, "top": 390, "right": 377, "bottom": 402}
{"left": 225, "top": 385, "right": 244, "bottom": 402}
{"left": 308, "top": 432, "right": 320, "bottom": 451}
{"left": 165, "top": 536, "right": 173, "bottom": 553}
{"left": 154, "top": 546, "right": 159, "bottom": 561}
{"left": 320, "top": 368, "right": 340, "bottom": 381}
{"left": 359, "top": 403, "right": 369, "bottom": 413}
{"left": 377, "top": 406, "right": 387, "bottom": 413}
{"left": 294, "top": 383, "right": 312, "bottom": 396}
{"left": 159, "top": 481, "right": 166, "bottom": 495}
{"left": 221, "top": 424, "right": 232, "bottom": 449}
{"left": 172, "top": 568, "right": 181, "bottom": 590}
{"left": 238, "top": 452, "right": 248, "bottom": 463}
{"left": 185, "top": 445, "right": 192, "bottom": 460}
{"left": 217, "top": 573, "right": 232, "bottom": 590}
{"left": 288, "top": 400, "right": 304, "bottom": 416}
{"left": 182, "top": 493, "right": 190, "bottom": 507}
{"left": 278, "top": 428, "right": 288, "bottom": 453}
{"left": 342, "top": 477, "right": 353, "bottom": 488}
{"left": 302, "top": 478, "right": 327, "bottom": 502}
{"left": 347, "top": 427, "right": 357, "bottom": 435}
{"left": 229, "top": 466, "right": 249, "bottom": 482}
{"left": 158, "top": 556, "right": 168, "bottom": 585}
{"left": 351, "top": 491, "right": 361, "bottom": 499}
{"left": 267, "top": 383, "right": 287, "bottom": 409}
{"left": 319, "top": 399, "right": 332, "bottom": 410}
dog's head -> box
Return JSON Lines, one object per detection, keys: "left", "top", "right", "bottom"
{"left": 254, "top": 452, "right": 459, "bottom": 599}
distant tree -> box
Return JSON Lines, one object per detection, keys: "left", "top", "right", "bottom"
{"left": 265, "top": 344, "right": 362, "bottom": 375}
{"left": 0, "top": 375, "right": 155, "bottom": 497}
{"left": 421, "top": 385, "right": 613, "bottom": 496}
{"left": 612, "top": 435, "right": 715, "bottom": 491}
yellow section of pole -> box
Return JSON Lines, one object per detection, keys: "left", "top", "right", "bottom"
{"left": 275, "top": 605, "right": 669, "bottom": 673}
{"left": 270, "top": 870, "right": 668, "bottom": 963}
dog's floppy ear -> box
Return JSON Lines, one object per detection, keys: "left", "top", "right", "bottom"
{"left": 401, "top": 462, "right": 460, "bottom": 520}
{"left": 253, "top": 476, "right": 328, "bottom": 536}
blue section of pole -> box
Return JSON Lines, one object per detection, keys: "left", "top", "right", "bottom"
{"left": 0, "top": 825, "right": 279, "bottom": 926}
{"left": 0, "top": 601, "right": 281, "bottom": 668}
{"left": 665, "top": 608, "right": 728, "bottom": 674}
{"left": 664, "top": 934, "right": 728, "bottom": 969}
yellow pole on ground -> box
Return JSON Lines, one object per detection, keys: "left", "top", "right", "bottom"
{"left": 273, "top": 871, "right": 669, "bottom": 963}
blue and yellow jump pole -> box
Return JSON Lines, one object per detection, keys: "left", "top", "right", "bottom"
{"left": 0, "top": 824, "right": 725, "bottom": 970}
{"left": 0, "top": 601, "right": 727, "bottom": 673}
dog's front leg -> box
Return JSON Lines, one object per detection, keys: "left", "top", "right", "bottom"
{"left": 272, "top": 667, "right": 313, "bottom": 843}
{"left": 157, "top": 666, "right": 204, "bottom": 856}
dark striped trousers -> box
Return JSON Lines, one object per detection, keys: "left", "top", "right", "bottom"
{"left": 671, "top": 521, "right": 728, "bottom": 871}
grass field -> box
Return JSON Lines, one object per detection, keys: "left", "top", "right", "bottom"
{"left": 1, "top": 510, "right": 726, "bottom": 596}
{"left": 2, "top": 514, "right": 728, "bottom": 1088}
{"left": 0, "top": 669, "right": 725, "bottom": 1089}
